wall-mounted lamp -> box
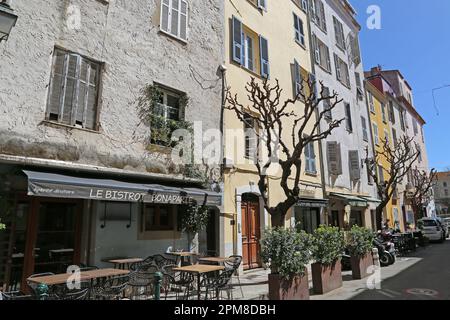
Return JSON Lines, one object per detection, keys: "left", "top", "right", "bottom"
{"left": 0, "top": 1, "right": 18, "bottom": 42}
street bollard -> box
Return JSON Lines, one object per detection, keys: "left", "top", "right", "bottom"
{"left": 372, "top": 248, "right": 380, "bottom": 268}
{"left": 36, "top": 283, "right": 49, "bottom": 300}
{"left": 154, "top": 271, "right": 162, "bottom": 300}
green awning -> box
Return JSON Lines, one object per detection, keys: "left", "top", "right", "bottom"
{"left": 359, "top": 196, "right": 382, "bottom": 204}
{"left": 329, "top": 193, "right": 368, "bottom": 207}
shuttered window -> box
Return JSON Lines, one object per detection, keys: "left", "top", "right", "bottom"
{"left": 312, "top": 34, "right": 331, "bottom": 72}
{"left": 310, "top": 0, "right": 326, "bottom": 32}
{"left": 413, "top": 119, "right": 419, "bottom": 135}
{"left": 349, "top": 150, "right": 361, "bottom": 181}
{"left": 46, "top": 48, "right": 100, "bottom": 130}
{"left": 257, "top": 0, "right": 267, "bottom": 10}
{"left": 372, "top": 122, "right": 379, "bottom": 145}
{"left": 381, "top": 103, "right": 387, "bottom": 123}
{"left": 378, "top": 165, "right": 385, "bottom": 183}
{"left": 304, "top": 139, "right": 317, "bottom": 174}
{"left": 361, "top": 116, "right": 368, "bottom": 141}
{"left": 334, "top": 53, "right": 350, "bottom": 87}
{"left": 292, "top": 59, "right": 302, "bottom": 98}
{"left": 388, "top": 100, "right": 396, "bottom": 124}
{"left": 244, "top": 113, "right": 258, "bottom": 160}
{"left": 323, "top": 86, "right": 332, "bottom": 120}
{"left": 160, "top": 0, "right": 189, "bottom": 42}
{"left": 293, "top": 13, "right": 305, "bottom": 47}
{"left": 327, "top": 141, "right": 342, "bottom": 175}
{"left": 392, "top": 128, "right": 398, "bottom": 146}
{"left": 368, "top": 92, "right": 375, "bottom": 113}
{"left": 333, "top": 16, "right": 345, "bottom": 50}
{"left": 259, "top": 36, "right": 270, "bottom": 78}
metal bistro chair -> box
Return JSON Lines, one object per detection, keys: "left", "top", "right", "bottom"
{"left": 161, "top": 265, "right": 195, "bottom": 300}
{"left": 127, "top": 263, "right": 158, "bottom": 300}
{"left": 152, "top": 254, "right": 177, "bottom": 270}
{"left": 26, "top": 272, "right": 55, "bottom": 295}
{"left": 200, "top": 269, "right": 234, "bottom": 300}
{"left": 1, "top": 291, "right": 35, "bottom": 300}
{"left": 47, "top": 288, "right": 90, "bottom": 301}
{"left": 224, "top": 255, "right": 244, "bottom": 298}
{"left": 91, "top": 274, "right": 130, "bottom": 300}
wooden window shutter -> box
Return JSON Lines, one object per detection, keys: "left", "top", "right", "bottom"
{"left": 292, "top": 59, "right": 301, "bottom": 98}
{"left": 46, "top": 49, "right": 68, "bottom": 120}
{"left": 179, "top": 0, "right": 188, "bottom": 40}
{"left": 259, "top": 35, "right": 270, "bottom": 78}
{"left": 334, "top": 54, "right": 341, "bottom": 81}
{"left": 232, "top": 16, "right": 243, "bottom": 64}
{"left": 319, "top": 0, "right": 326, "bottom": 31}
{"left": 345, "top": 103, "right": 353, "bottom": 132}
{"left": 361, "top": 116, "right": 368, "bottom": 141}
{"left": 313, "top": 34, "right": 320, "bottom": 64}
{"left": 349, "top": 150, "right": 361, "bottom": 181}
{"left": 327, "top": 141, "right": 342, "bottom": 175}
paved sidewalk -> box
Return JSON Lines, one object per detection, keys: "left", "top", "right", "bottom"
{"left": 233, "top": 252, "right": 424, "bottom": 300}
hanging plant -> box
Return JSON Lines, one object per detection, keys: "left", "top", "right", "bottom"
{"left": 137, "top": 84, "right": 193, "bottom": 148}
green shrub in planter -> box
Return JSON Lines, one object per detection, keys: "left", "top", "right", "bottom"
{"left": 260, "top": 227, "right": 313, "bottom": 278}
{"left": 311, "top": 225, "right": 346, "bottom": 265}
{"left": 347, "top": 225, "right": 374, "bottom": 257}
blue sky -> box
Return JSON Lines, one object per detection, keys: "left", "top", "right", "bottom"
{"left": 350, "top": 0, "right": 450, "bottom": 171}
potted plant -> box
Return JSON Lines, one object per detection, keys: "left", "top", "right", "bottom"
{"left": 346, "top": 226, "right": 375, "bottom": 279}
{"left": 260, "top": 227, "right": 312, "bottom": 300}
{"left": 310, "top": 225, "right": 346, "bottom": 294}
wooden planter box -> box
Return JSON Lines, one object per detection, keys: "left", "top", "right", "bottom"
{"left": 311, "top": 259, "right": 343, "bottom": 294}
{"left": 350, "top": 253, "right": 374, "bottom": 280}
{"left": 268, "top": 271, "right": 310, "bottom": 300}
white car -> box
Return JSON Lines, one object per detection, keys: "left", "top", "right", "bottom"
{"left": 419, "top": 218, "right": 446, "bottom": 242}
{"left": 436, "top": 217, "right": 449, "bottom": 238}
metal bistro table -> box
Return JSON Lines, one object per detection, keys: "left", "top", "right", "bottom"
{"left": 107, "top": 258, "right": 144, "bottom": 270}
{"left": 198, "top": 257, "right": 234, "bottom": 266}
{"left": 166, "top": 252, "right": 198, "bottom": 266}
{"left": 27, "top": 268, "right": 130, "bottom": 298}
{"left": 173, "top": 264, "right": 224, "bottom": 300}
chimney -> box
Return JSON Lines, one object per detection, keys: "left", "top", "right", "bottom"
{"left": 371, "top": 65, "right": 382, "bottom": 76}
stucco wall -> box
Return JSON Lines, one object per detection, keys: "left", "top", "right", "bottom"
{"left": 0, "top": 0, "right": 224, "bottom": 176}
{"left": 312, "top": 0, "right": 376, "bottom": 199}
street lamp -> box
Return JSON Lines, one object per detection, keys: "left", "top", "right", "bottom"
{"left": 0, "top": 1, "right": 18, "bottom": 42}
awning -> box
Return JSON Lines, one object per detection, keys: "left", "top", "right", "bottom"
{"left": 23, "top": 170, "right": 222, "bottom": 206}
{"left": 359, "top": 196, "right": 382, "bottom": 204}
{"left": 297, "top": 198, "right": 328, "bottom": 208}
{"left": 329, "top": 192, "right": 368, "bottom": 207}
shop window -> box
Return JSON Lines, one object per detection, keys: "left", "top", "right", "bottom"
{"left": 141, "top": 204, "right": 174, "bottom": 231}
{"left": 295, "top": 207, "right": 320, "bottom": 234}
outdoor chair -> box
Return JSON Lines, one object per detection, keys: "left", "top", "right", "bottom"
{"left": 48, "top": 288, "right": 90, "bottom": 301}
{"left": 161, "top": 264, "right": 195, "bottom": 300}
{"left": 91, "top": 274, "right": 129, "bottom": 300}
{"left": 200, "top": 269, "right": 234, "bottom": 300}
{"left": 26, "top": 272, "right": 55, "bottom": 295}
{"left": 127, "top": 266, "right": 158, "bottom": 300}
{"left": 152, "top": 254, "right": 177, "bottom": 270}
{"left": 224, "top": 255, "right": 244, "bottom": 298}
{"left": 1, "top": 291, "right": 35, "bottom": 300}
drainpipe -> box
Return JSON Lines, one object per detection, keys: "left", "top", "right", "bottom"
{"left": 305, "top": 9, "right": 328, "bottom": 224}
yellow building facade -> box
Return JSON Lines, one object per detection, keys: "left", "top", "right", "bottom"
{"left": 366, "top": 81, "right": 404, "bottom": 231}
{"left": 222, "top": 0, "right": 326, "bottom": 270}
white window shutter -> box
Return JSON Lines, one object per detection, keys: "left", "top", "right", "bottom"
{"left": 259, "top": 36, "right": 270, "bottom": 78}
{"left": 292, "top": 59, "right": 301, "bottom": 98}
{"left": 349, "top": 150, "right": 361, "bottom": 181}
{"left": 334, "top": 54, "right": 341, "bottom": 81}
{"left": 301, "top": 0, "right": 308, "bottom": 11}
{"left": 179, "top": 0, "right": 188, "bottom": 40}
{"left": 327, "top": 141, "right": 342, "bottom": 175}
{"left": 313, "top": 35, "right": 320, "bottom": 64}
{"left": 160, "top": 0, "right": 170, "bottom": 33}
{"left": 232, "top": 16, "right": 243, "bottom": 64}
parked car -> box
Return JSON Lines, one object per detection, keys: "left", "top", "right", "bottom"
{"left": 418, "top": 218, "right": 446, "bottom": 243}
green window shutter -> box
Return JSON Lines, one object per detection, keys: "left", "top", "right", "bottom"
{"left": 259, "top": 35, "right": 270, "bottom": 78}
{"left": 232, "top": 16, "right": 243, "bottom": 64}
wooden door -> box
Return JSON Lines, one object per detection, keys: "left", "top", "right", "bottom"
{"left": 241, "top": 198, "right": 261, "bottom": 270}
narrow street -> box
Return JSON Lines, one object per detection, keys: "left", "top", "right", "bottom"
{"left": 353, "top": 239, "right": 450, "bottom": 300}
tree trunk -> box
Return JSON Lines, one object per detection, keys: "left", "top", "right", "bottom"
{"left": 271, "top": 212, "right": 284, "bottom": 228}
{"left": 376, "top": 205, "right": 385, "bottom": 229}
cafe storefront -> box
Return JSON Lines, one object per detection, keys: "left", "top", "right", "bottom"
{"left": 0, "top": 166, "right": 222, "bottom": 292}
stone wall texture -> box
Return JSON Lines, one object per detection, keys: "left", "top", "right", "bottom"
{"left": 0, "top": 0, "right": 224, "bottom": 176}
